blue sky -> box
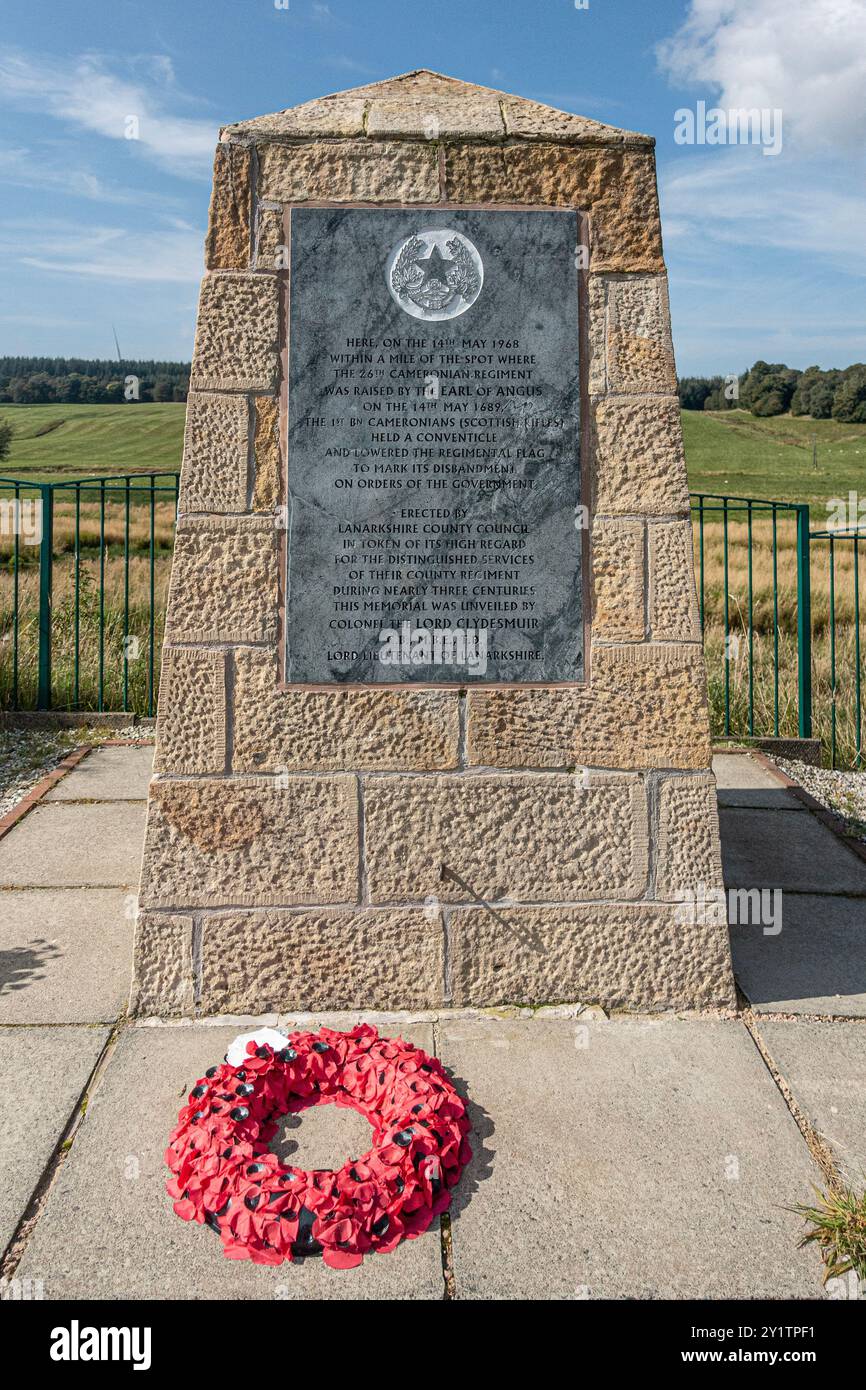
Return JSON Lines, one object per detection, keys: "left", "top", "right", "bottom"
{"left": 0, "top": 0, "right": 863, "bottom": 375}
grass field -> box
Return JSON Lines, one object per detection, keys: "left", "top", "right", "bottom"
{"left": 3, "top": 403, "right": 866, "bottom": 761}
{"left": 0, "top": 402, "right": 186, "bottom": 479}
{"left": 2, "top": 401, "right": 866, "bottom": 502}
{"left": 682, "top": 411, "right": 866, "bottom": 509}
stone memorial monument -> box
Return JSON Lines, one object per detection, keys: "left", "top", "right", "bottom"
{"left": 133, "top": 71, "right": 735, "bottom": 1017}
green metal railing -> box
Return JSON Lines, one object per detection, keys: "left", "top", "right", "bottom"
{"left": 0, "top": 472, "right": 180, "bottom": 715}
{"left": 3, "top": 475, "right": 865, "bottom": 765}
{"left": 809, "top": 525, "right": 866, "bottom": 769}
{"left": 691, "top": 494, "right": 812, "bottom": 741}
{"left": 692, "top": 492, "right": 866, "bottom": 767}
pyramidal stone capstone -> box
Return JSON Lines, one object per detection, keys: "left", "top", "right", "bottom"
{"left": 133, "top": 70, "right": 735, "bottom": 1017}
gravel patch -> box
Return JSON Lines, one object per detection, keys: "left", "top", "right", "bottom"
{"left": 774, "top": 757, "right": 866, "bottom": 843}
{"left": 0, "top": 728, "right": 76, "bottom": 818}
{"left": 0, "top": 723, "right": 155, "bottom": 819}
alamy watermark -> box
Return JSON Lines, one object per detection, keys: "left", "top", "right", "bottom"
{"left": 50, "top": 1322, "right": 151, "bottom": 1370}
{"left": 378, "top": 620, "right": 488, "bottom": 675}
{"left": 0, "top": 1276, "right": 44, "bottom": 1300}
{"left": 0, "top": 497, "right": 42, "bottom": 545}
{"left": 826, "top": 492, "right": 866, "bottom": 531}
{"left": 675, "top": 883, "right": 782, "bottom": 935}
{"left": 674, "top": 102, "right": 783, "bottom": 157}
{"left": 826, "top": 1271, "right": 864, "bottom": 1300}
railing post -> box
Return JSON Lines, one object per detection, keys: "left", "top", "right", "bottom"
{"left": 796, "top": 504, "right": 812, "bottom": 738}
{"left": 36, "top": 483, "right": 54, "bottom": 710}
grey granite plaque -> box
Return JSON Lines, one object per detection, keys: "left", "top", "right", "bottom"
{"left": 286, "top": 206, "right": 582, "bottom": 684}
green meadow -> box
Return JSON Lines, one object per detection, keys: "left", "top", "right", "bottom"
{"left": 682, "top": 410, "right": 866, "bottom": 510}
{"left": 2, "top": 403, "right": 866, "bottom": 506}
{"left": 0, "top": 402, "right": 186, "bottom": 480}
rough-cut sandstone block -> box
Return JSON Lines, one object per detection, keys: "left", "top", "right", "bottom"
{"left": 349, "top": 72, "right": 478, "bottom": 97}
{"left": 610, "top": 274, "right": 671, "bottom": 336}
{"left": 587, "top": 274, "right": 606, "bottom": 396}
{"left": 592, "top": 397, "right": 690, "bottom": 516}
{"left": 606, "top": 275, "right": 676, "bottom": 393}
{"left": 252, "top": 396, "right": 280, "bottom": 512}
{"left": 131, "top": 913, "right": 194, "bottom": 1015}
{"left": 199, "top": 909, "right": 443, "bottom": 1013}
{"left": 366, "top": 97, "right": 504, "bottom": 139}
{"left": 608, "top": 336, "right": 677, "bottom": 393}
{"left": 365, "top": 773, "right": 648, "bottom": 903}
{"left": 139, "top": 776, "right": 358, "bottom": 908}
{"left": 205, "top": 144, "right": 251, "bottom": 271}
{"left": 449, "top": 903, "right": 735, "bottom": 1010}
{"left": 225, "top": 97, "right": 367, "bottom": 140}
{"left": 467, "top": 643, "right": 711, "bottom": 770}
{"left": 443, "top": 145, "right": 663, "bottom": 273}
{"left": 257, "top": 141, "right": 439, "bottom": 203}
{"left": 165, "top": 518, "right": 277, "bottom": 644}
{"left": 501, "top": 98, "right": 649, "bottom": 146}
{"left": 231, "top": 647, "right": 459, "bottom": 771}
{"left": 655, "top": 775, "right": 724, "bottom": 900}
{"left": 649, "top": 520, "right": 701, "bottom": 641}
{"left": 254, "top": 204, "right": 284, "bottom": 272}
{"left": 154, "top": 648, "right": 225, "bottom": 775}
{"left": 178, "top": 392, "right": 248, "bottom": 514}
{"left": 592, "top": 518, "right": 645, "bottom": 640}
{"left": 190, "top": 274, "right": 280, "bottom": 392}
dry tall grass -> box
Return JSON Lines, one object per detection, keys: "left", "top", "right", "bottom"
{"left": 1, "top": 495, "right": 175, "bottom": 715}
{"left": 696, "top": 514, "right": 866, "bottom": 766}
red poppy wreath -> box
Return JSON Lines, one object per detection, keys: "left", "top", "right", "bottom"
{"left": 165, "top": 1024, "right": 472, "bottom": 1269}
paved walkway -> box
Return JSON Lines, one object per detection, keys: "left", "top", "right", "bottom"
{"left": 0, "top": 745, "right": 864, "bottom": 1299}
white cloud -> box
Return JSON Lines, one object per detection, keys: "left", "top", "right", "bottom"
{"left": 0, "top": 219, "right": 202, "bottom": 284}
{"left": 657, "top": 0, "right": 866, "bottom": 150}
{"left": 0, "top": 143, "right": 189, "bottom": 209}
{"left": 659, "top": 151, "right": 866, "bottom": 270}
{"left": 0, "top": 48, "right": 216, "bottom": 177}
{"left": 659, "top": 148, "right": 866, "bottom": 370}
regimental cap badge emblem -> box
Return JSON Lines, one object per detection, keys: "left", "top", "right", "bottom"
{"left": 386, "top": 228, "right": 483, "bottom": 321}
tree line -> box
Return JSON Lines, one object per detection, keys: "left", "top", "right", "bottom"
{"left": 678, "top": 361, "right": 866, "bottom": 422}
{"left": 0, "top": 357, "right": 190, "bottom": 404}
{"left": 4, "top": 355, "right": 865, "bottom": 424}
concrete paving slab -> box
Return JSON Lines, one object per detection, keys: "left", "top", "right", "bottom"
{"left": 438, "top": 1016, "right": 823, "bottom": 1299}
{"left": 756, "top": 1020, "right": 866, "bottom": 1184}
{"left": 0, "top": 803, "right": 146, "bottom": 887}
{"left": 0, "top": 889, "right": 134, "bottom": 1024}
{"left": 720, "top": 806, "right": 866, "bottom": 894}
{"left": 271, "top": 1097, "right": 376, "bottom": 1170}
{"left": 16, "top": 1022, "right": 446, "bottom": 1300}
{"left": 0, "top": 1026, "right": 108, "bottom": 1256}
{"left": 713, "top": 753, "right": 804, "bottom": 810}
{"left": 713, "top": 754, "right": 781, "bottom": 789}
{"left": 731, "top": 894, "right": 866, "bottom": 1016}
{"left": 44, "top": 746, "right": 153, "bottom": 802}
